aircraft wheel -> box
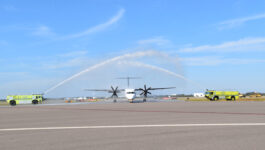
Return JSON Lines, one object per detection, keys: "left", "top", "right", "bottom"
{"left": 143, "top": 99, "right": 146, "bottom": 102}
{"left": 113, "top": 99, "right": 117, "bottom": 103}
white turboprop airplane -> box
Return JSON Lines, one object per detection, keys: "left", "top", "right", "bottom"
{"left": 84, "top": 77, "right": 175, "bottom": 103}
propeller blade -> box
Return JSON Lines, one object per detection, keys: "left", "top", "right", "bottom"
{"left": 144, "top": 93, "right": 148, "bottom": 97}
{"left": 111, "top": 93, "right": 118, "bottom": 97}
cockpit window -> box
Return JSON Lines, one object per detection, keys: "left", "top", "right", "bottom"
{"left": 127, "top": 92, "right": 135, "bottom": 94}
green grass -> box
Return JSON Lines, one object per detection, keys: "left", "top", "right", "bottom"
{"left": 238, "top": 98, "right": 265, "bottom": 101}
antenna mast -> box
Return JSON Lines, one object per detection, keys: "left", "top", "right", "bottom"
{"left": 117, "top": 77, "right": 141, "bottom": 88}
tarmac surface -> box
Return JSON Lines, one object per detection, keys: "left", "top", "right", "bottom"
{"left": 1, "top": 100, "right": 265, "bottom": 150}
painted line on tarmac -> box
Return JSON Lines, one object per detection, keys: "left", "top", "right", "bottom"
{"left": 1, "top": 123, "right": 265, "bottom": 132}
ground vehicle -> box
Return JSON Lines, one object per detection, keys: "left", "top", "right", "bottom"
{"left": 6, "top": 94, "right": 43, "bottom": 106}
{"left": 249, "top": 93, "right": 262, "bottom": 98}
{"left": 205, "top": 90, "right": 239, "bottom": 101}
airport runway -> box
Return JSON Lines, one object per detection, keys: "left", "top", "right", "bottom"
{"left": 1, "top": 101, "right": 265, "bottom": 150}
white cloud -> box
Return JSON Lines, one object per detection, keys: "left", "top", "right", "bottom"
{"left": 180, "top": 56, "right": 222, "bottom": 66}
{"left": 180, "top": 56, "right": 265, "bottom": 66}
{"left": 219, "top": 13, "right": 265, "bottom": 29}
{"left": 61, "top": 8, "right": 125, "bottom": 40}
{"left": 138, "top": 37, "right": 170, "bottom": 46}
{"left": 179, "top": 37, "right": 265, "bottom": 53}
{"left": 0, "top": 72, "right": 28, "bottom": 76}
{"left": 0, "top": 50, "right": 90, "bottom": 71}
{"left": 32, "top": 25, "right": 56, "bottom": 37}
{"left": 42, "top": 57, "right": 89, "bottom": 69}
{"left": 41, "top": 50, "right": 91, "bottom": 70}
{"left": 30, "top": 8, "right": 125, "bottom": 40}
{"left": 58, "top": 50, "right": 88, "bottom": 58}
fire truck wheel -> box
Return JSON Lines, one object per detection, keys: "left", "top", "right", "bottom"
{"left": 32, "top": 100, "right": 38, "bottom": 104}
{"left": 10, "top": 100, "right": 16, "bottom": 106}
{"left": 231, "top": 96, "right": 235, "bottom": 101}
{"left": 213, "top": 96, "right": 219, "bottom": 101}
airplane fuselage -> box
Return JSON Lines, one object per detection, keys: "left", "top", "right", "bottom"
{"left": 125, "top": 89, "right": 136, "bottom": 101}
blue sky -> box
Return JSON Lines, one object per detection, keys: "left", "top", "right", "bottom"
{"left": 1, "top": 0, "right": 265, "bottom": 98}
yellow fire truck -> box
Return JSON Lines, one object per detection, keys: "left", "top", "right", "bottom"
{"left": 6, "top": 94, "right": 43, "bottom": 106}
{"left": 205, "top": 90, "right": 239, "bottom": 101}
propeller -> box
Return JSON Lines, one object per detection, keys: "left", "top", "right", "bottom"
{"left": 84, "top": 86, "right": 122, "bottom": 103}
{"left": 139, "top": 85, "right": 152, "bottom": 98}
{"left": 110, "top": 86, "right": 119, "bottom": 98}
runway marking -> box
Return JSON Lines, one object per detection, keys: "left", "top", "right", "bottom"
{"left": 1, "top": 123, "right": 265, "bottom": 132}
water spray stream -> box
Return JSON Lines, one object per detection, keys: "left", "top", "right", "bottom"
{"left": 117, "top": 61, "right": 202, "bottom": 87}
{"left": 44, "top": 50, "right": 167, "bottom": 94}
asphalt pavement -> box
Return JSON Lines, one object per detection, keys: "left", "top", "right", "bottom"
{"left": 1, "top": 101, "right": 265, "bottom": 150}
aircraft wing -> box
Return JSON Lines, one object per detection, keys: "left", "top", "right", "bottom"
{"left": 148, "top": 87, "right": 175, "bottom": 90}
{"left": 84, "top": 89, "right": 112, "bottom": 92}
{"left": 84, "top": 86, "right": 124, "bottom": 102}
{"left": 135, "top": 87, "right": 175, "bottom": 91}
{"left": 84, "top": 88, "right": 125, "bottom": 93}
